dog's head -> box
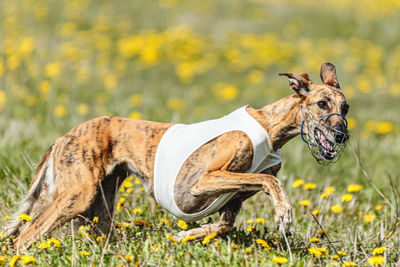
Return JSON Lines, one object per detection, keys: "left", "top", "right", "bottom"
{"left": 279, "top": 63, "right": 350, "bottom": 164}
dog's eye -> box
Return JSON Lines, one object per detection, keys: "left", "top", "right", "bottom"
{"left": 317, "top": 100, "right": 328, "bottom": 109}
{"left": 342, "top": 103, "right": 349, "bottom": 116}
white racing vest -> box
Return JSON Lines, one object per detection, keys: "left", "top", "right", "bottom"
{"left": 154, "top": 106, "right": 281, "bottom": 222}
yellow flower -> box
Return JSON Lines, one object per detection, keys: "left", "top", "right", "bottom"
{"left": 338, "top": 251, "right": 347, "bottom": 256}
{"left": 347, "top": 184, "right": 362, "bottom": 192}
{"left": 133, "top": 208, "right": 142, "bottom": 215}
{"left": 38, "top": 242, "right": 51, "bottom": 249}
{"left": 321, "top": 187, "right": 335, "bottom": 198}
{"left": 363, "top": 213, "right": 376, "bottom": 223}
{"left": 39, "top": 81, "right": 51, "bottom": 95}
{"left": 80, "top": 251, "right": 90, "bottom": 256}
{"left": 308, "top": 247, "right": 327, "bottom": 258}
{"left": 202, "top": 233, "right": 217, "bottom": 244}
{"left": 342, "top": 262, "right": 356, "bottom": 267}
{"left": 20, "top": 255, "right": 36, "bottom": 265}
{"left": 79, "top": 225, "right": 90, "bottom": 239}
{"left": 178, "top": 220, "right": 188, "bottom": 229}
{"left": 93, "top": 217, "right": 99, "bottom": 223}
{"left": 129, "top": 94, "right": 142, "bottom": 107}
{"left": 96, "top": 236, "right": 103, "bottom": 244}
{"left": 246, "top": 219, "right": 254, "bottom": 224}
{"left": 181, "top": 235, "right": 196, "bottom": 243}
{"left": 376, "top": 122, "right": 394, "bottom": 134}
{"left": 372, "top": 247, "right": 387, "bottom": 255}
{"left": 375, "top": 205, "right": 383, "bottom": 211}
{"left": 368, "top": 256, "right": 385, "bottom": 266}
{"left": 45, "top": 62, "right": 61, "bottom": 78}
{"left": 9, "top": 255, "right": 20, "bottom": 267}
{"left": 331, "top": 205, "right": 342, "bottom": 214}
{"left": 17, "top": 214, "right": 32, "bottom": 222}
{"left": 299, "top": 200, "right": 311, "bottom": 207}
{"left": 167, "top": 234, "right": 178, "bottom": 243}
{"left": 121, "top": 222, "right": 131, "bottom": 228}
{"left": 2, "top": 216, "right": 11, "bottom": 221}
{"left": 245, "top": 247, "right": 252, "bottom": 254}
{"left": 256, "top": 239, "right": 270, "bottom": 250}
{"left": 160, "top": 218, "right": 170, "bottom": 227}
{"left": 303, "top": 183, "right": 317, "bottom": 190}
{"left": 341, "top": 194, "right": 353, "bottom": 202}
{"left": 116, "top": 198, "right": 125, "bottom": 210}
{"left": 54, "top": 105, "right": 67, "bottom": 118}
{"left": 347, "top": 118, "right": 357, "bottom": 130}
{"left": 47, "top": 237, "right": 61, "bottom": 247}
{"left": 312, "top": 209, "right": 320, "bottom": 216}
{"left": 213, "top": 83, "right": 239, "bottom": 102}
{"left": 167, "top": 98, "right": 185, "bottom": 111}
{"left": 255, "top": 217, "right": 265, "bottom": 224}
{"left": 125, "top": 255, "right": 134, "bottom": 262}
{"left": 272, "top": 256, "right": 288, "bottom": 264}
{"left": 292, "top": 179, "right": 305, "bottom": 188}
{"left": 77, "top": 104, "right": 89, "bottom": 116}
{"left": 309, "top": 237, "right": 320, "bottom": 243}
{"left": 0, "top": 256, "right": 7, "bottom": 264}
{"left": 133, "top": 219, "right": 150, "bottom": 227}
{"left": 129, "top": 111, "right": 142, "bottom": 120}
{"left": 247, "top": 69, "right": 264, "bottom": 84}
{"left": 247, "top": 225, "right": 255, "bottom": 232}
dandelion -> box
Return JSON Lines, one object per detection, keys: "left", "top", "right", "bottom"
{"left": 79, "top": 226, "right": 90, "bottom": 239}
{"left": 160, "top": 218, "right": 170, "bottom": 227}
{"left": 245, "top": 247, "right": 252, "bottom": 254}
{"left": 272, "top": 256, "right": 288, "bottom": 264}
{"left": 368, "top": 256, "right": 385, "bottom": 266}
{"left": 342, "top": 262, "right": 356, "bottom": 267}
{"left": 312, "top": 209, "right": 320, "bottom": 216}
{"left": 20, "top": 255, "right": 36, "bottom": 265}
{"left": 77, "top": 104, "right": 89, "bottom": 116}
{"left": 372, "top": 247, "right": 387, "bottom": 255}
{"left": 181, "top": 235, "right": 196, "bottom": 243}
{"left": 93, "top": 217, "right": 99, "bottom": 223}
{"left": 80, "top": 251, "right": 90, "bottom": 256}
{"left": 308, "top": 247, "right": 327, "bottom": 258}
{"left": 167, "top": 234, "right": 178, "bottom": 243}
{"left": 347, "top": 184, "right": 362, "bottom": 192}
{"left": 96, "top": 236, "right": 103, "bottom": 244}
{"left": 54, "top": 105, "right": 67, "bottom": 118}
{"left": 9, "top": 255, "right": 20, "bottom": 267}
{"left": 133, "top": 219, "right": 150, "bottom": 227}
{"left": 129, "top": 111, "right": 142, "bottom": 120}
{"left": 292, "top": 179, "right": 305, "bottom": 188}
{"left": 17, "top": 214, "right": 32, "bottom": 222}
{"left": 246, "top": 219, "right": 254, "bottom": 224}
{"left": 376, "top": 122, "right": 394, "bottom": 134}
{"left": 116, "top": 198, "right": 125, "bottom": 210}
{"left": 299, "top": 200, "right": 311, "bottom": 207}
{"left": 309, "top": 237, "right": 320, "bottom": 243}
{"left": 202, "top": 233, "right": 217, "bottom": 244}
{"left": 178, "top": 220, "right": 188, "bottom": 229}
{"left": 213, "top": 83, "right": 239, "bottom": 102}
{"left": 247, "top": 225, "right": 255, "bottom": 232}
{"left": 303, "top": 183, "right": 317, "bottom": 190}
{"left": 45, "top": 62, "right": 61, "bottom": 78}
{"left": 125, "top": 255, "right": 134, "bottom": 262}
{"left": 255, "top": 217, "right": 265, "bottom": 224}
{"left": 0, "top": 256, "right": 7, "bottom": 264}
{"left": 133, "top": 208, "right": 142, "bottom": 215}
{"left": 48, "top": 237, "right": 61, "bottom": 247}
{"left": 375, "top": 205, "right": 383, "bottom": 211}
{"left": 338, "top": 251, "right": 347, "bottom": 256}
{"left": 321, "top": 187, "right": 335, "bottom": 198}
{"left": 256, "top": 239, "right": 270, "bottom": 250}
{"left": 2, "top": 216, "right": 11, "bottom": 221}
{"left": 121, "top": 222, "right": 131, "bottom": 228}
{"left": 331, "top": 205, "right": 342, "bottom": 213}
{"left": 341, "top": 194, "right": 353, "bottom": 202}
{"left": 129, "top": 94, "right": 142, "bottom": 107}
{"left": 363, "top": 213, "right": 376, "bottom": 223}
{"left": 38, "top": 242, "right": 51, "bottom": 249}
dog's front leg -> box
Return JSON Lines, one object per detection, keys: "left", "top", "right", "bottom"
{"left": 175, "top": 197, "right": 242, "bottom": 241}
{"left": 191, "top": 170, "right": 292, "bottom": 234}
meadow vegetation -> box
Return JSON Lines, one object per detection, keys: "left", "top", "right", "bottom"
{"left": 0, "top": 0, "right": 399, "bottom": 266}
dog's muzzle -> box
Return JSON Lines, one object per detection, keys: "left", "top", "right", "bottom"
{"left": 301, "top": 112, "right": 350, "bottom": 165}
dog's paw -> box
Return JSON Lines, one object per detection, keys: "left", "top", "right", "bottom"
{"left": 274, "top": 204, "right": 293, "bottom": 234}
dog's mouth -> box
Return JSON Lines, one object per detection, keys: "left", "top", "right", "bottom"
{"left": 314, "top": 128, "right": 336, "bottom": 161}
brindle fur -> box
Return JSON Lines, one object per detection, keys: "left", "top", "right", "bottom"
{"left": 5, "top": 63, "right": 349, "bottom": 249}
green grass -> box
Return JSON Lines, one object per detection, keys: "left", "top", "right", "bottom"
{"left": 0, "top": 0, "right": 400, "bottom": 266}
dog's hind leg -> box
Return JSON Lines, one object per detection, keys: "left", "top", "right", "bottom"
{"left": 175, "top": 197, "right": 243, "bottom": 241}
{"left": 190, "top": 170, "right": 292, "bottom": 234}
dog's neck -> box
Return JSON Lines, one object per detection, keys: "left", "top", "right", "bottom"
{"left": 247, "top": 94, "right": 304, "bottom": 151}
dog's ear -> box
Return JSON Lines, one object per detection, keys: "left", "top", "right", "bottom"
{"left": 279, "top": 72, "right": 311, "bottom": 96}
{"left": 320, "top": 62, "right": 340, "bottom": 89}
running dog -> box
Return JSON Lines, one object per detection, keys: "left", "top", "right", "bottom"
{"left": 4, "top": 63, "right": 349, "bottom": 249}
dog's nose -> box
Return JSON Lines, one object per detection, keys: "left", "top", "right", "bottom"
{"left": 334, "top": 123, "right": 349, "bottom": 143}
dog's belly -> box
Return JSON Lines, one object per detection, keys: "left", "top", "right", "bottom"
{"left": 174, "top": 131, "right": 253, "bottom": 214}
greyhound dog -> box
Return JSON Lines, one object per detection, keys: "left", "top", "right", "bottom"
{"left": 4, "top": 63, "right": 349, "bottom": 249}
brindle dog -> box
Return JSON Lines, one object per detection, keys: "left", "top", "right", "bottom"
{"left": 5, "top": 63, "right": 349, "bottom": 249}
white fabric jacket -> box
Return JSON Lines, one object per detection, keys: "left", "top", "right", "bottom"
{"left": 154, "top": 106, "right": 281, "bottom": 222}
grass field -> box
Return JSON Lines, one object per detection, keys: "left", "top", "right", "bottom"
{"left": 0, "top": 0, "right": 400, "bottom": 266}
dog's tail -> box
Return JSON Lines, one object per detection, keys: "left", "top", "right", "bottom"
{"left": 3, "top": 146, "right": 53, "bottom": 237}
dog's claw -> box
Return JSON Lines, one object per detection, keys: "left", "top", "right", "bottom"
{"left": 274, "top": 203, "right": 293, "bottom": 234}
